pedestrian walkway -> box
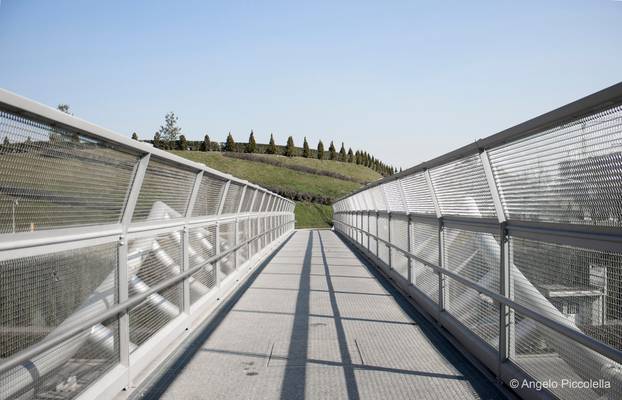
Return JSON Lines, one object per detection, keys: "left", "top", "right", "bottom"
{"left": 140, "top": 230, "right": 504, "bottom": 399}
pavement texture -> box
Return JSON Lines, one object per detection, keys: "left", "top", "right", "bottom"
{"left": 140, "top": 230, "right": 504, "bottom": 400}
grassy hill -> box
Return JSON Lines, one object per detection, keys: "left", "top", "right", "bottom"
{"left": 169, "top": 151, "right": 381, "bottom": 228}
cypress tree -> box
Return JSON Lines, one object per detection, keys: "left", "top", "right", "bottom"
{"left": 317, "top": 140, "right": 325, "bottom": 160}
{"left": 131, "top": 132, "right": 139, "bottom": 141}
{"left": 179, "top": 134, "right": 187, "bottom": 150}
{"left": 347, "top": 148, "right": 354, "bottom": 163}
{"left": 329, "top": 141, "right": 336, "bottom": 160}
{"left": 285, "top": 136, "right": 295, "bottom": 157}
{"left": 246, "top": 130, "right": 256, "bottom": 153}
{"left": 339, "top": 142, "right": 346, "bottom": 161}
{"left": 200, "top": 134, "right": 210, "bottom": 151}
{"left": 267, "top": 134, "right": 277, "bottom": 154}
{"left": 153, "top": 132, "right": 162, "bottom": 149}
{"left": 225, "top": 132, "right": 236, "bottom": 152}
{"left": 355, "top": 150, "right": 360, "bottom": 165}
{"left": 302, "top": 137, "right": 310, "bottom": 158}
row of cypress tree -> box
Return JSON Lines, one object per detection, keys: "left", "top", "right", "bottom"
{"left": 144, "top": 119, "right": 397, "bottom": 176}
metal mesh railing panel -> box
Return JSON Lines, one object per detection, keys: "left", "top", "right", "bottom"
{"left": 0, "top": 243, "right": 119, "bottom": 400}
{"left": 413, "top": 259, "right": 438, "bottom": 303}
{"left": 128, "top": 231, "right": 182, "bottom": 348}
{"left": 390, "top": 215, "right": 409, "bottom": 278}
{"left": 221, "top": 183, "right": 244, "bottom": 214}
{"left": 444, "top": 228, "right": 500, "bottom": 293}
{"left": 241, "top": 188, "right": 256, "bottom": 212}
{"left": 447, "top": 276, "right": 498, "bottom": 349}
{"left": 219, "top": 222, "right": 236, "bottom": 276}
{"left": 511, "top": 236, "right": 621, "bottom": 352}
{"left": 399, "top": 172, "right": 436, "bottom": 214}
{"left": 251, "top": 193, "right": 264, "bottom": 212}
{"left": 132, "top": 159, "right": 196, "bottom": 222}
{"left": 489, "top": 105, "right": 622, "bottom": 226}
{"left": 0, "top": 109, "right": 138, "bottom": 234}
{"left": 238, "top": 218, "right": 250, "bottom": 265}
{"left": 511, "top": 310, "right": 622, "bottom": 400}
{"left": 382, "top": 181, "right": 406, "bottom": 212}
{"left": 429, "top": 153, "right": 496, "bottom": 218}
{"left": 410, "top": 219, "right": 438, "bottom": 266}
{"left": 192, "top": 174, "right": 226, "bottom": 217}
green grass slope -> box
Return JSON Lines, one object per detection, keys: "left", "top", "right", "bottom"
{"left": 170, "top": 150, "right": 377, "bottom": 228}
{"left": 295, "top": 202, "right": 334, "bottom": 229}
{"left": 243, "top": 153, "right": 381, "bottom": 183}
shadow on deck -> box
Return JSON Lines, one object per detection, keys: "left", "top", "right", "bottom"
{"left": 134, "top": 230, "right": 505, "bottom": 400}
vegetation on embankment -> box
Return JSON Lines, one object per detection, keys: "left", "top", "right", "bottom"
{"left": 170, "top": 151, "right": 366, "bottom": 203}
{"left": 294, "top": 202, "right": 334, "bottom": 229}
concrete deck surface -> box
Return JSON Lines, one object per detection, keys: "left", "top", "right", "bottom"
{"left": 139, "top": 230, "right": 504, "bottom": 400}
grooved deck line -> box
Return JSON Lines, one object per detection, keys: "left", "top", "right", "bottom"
{"left": 143, "top": 230, "right": 504, "bottom": 400}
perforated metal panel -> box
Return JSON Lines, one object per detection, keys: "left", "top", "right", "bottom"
{"left": 189, "top": 224, "right": 217, "bottom": 305}
{"left": 218, "top": 222, "right": 236, "bottom": 276}
{"left": 238, "top": 218, "right": 250, "bottom": 266}
{"left": 240, "top": 188, "right": 255, "bottom": 212}
{"left": 511, "top": 310, "right": 622, "bottom": 400}
{"left": 429, "top": 154, "right": 496, "bottom": 218}
{"left": 490, "top": 105, "right": 622, "bottom": 226}
{"left": 511, "top": 237, "right": 621, "bottom": 352}
{"left": 444, "top": 228, "right": 499, "bottom": 293}
{"left": 400, "top": 172, "right": 436, "bottom": 214}
{"left": 446, "top": 276, "right": 498, "bottom": 349}
{"left": 221, "top": 183, "right": 244, "bottom": 214}
{"left": 410, "top": 218, "right": 438, "bottom": 266}
{"left": 382, "top": 181, "right": 406, "bottom": 213}
{"left": 252, "top": 193, "right": 265, "bottom": 212}
{"left": 413, "top": 260, "right": 439, "bottom": 303}
{"left": 0, "top": 243, "right": 118, "bottom": 356}
{"left": 390, "top": 215, "right": 409, "bottom": 278}
{"left": 132, "top": 159, "right": 196, "bottom": 222}
{"left": 192, "top": 174, "right": 226, "bottom": 217}
{"left": 128, "top": 231, "right": 182, "bottom": 347}
{"left": 0, "top": 109, "right": 138, "bottom": 234}
{"left": 371, "top": 187, "right": 387, "bottom": 211}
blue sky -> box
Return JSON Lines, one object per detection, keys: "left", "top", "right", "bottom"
{"left": 0, "top": 0, "right": 621, "bottom": 168}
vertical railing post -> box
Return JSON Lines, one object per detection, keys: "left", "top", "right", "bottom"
{"left": 396, "top": 179, "right": 411, "bottom": 283}
{"left": 183, "top": 170, "right": 203, "bottom": 314}
{"left": 215, "top": 180, "right": 230, "bottom": 288}
{"left": 425, "top": 169, "right": 445, "bottom": 312}
{"left": 407, "top": 213, "right": 413, "bottom": 285}
{"left": 247, "top": 189, "right": 258, "bottom": 259}
{"left": 375, "top": 211, "right": 380, "bottom": 257}
{"left": 480, "top": 149, "right": 512, "bottom": 376}
{"left": 367, "top": 211, "right": 371, "bottom": 252}
{"left": 234, "top": 185, "right": 247, "bottom": 271}
{"left": 387, "top": 212, "right": 392, "bottom": 269}
{"left": 119, "top": 153, "right": 150, "bottom": 371}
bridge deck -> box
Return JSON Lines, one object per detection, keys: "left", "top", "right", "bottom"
{"left": 140, "top": 230, "right": 503, "bottom": 399}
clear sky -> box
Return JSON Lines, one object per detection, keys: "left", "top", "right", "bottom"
{"left": 0, "top": 0, "right": 620, "bottom": 168}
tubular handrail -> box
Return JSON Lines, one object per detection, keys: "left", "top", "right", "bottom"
{"left": 334, "top": 219, "right": 622, "bottom": 366}
{"left": 334, "top": 81, "right": 622, "bottom": 204}
{"left": 0, "top": 88, "right": 294, "bottom": 206}
{"left": 0, "top": 219, "right": 293, "bottom": 376}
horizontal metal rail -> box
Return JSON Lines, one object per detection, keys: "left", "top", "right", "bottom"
{"left": 334, "top": 210, "right": 622, "bottom": 253}
{"left": 334, "top": 81, "right": 622, "bottom": 203}
{"left": 335, "top": 219, "right": 622, "bottom": 366}
{"left": 0, "top": 88, "right": 293, "bottom": 207}
{"left": 0, "top": 212, "right": 290, "bottom": 253}
{"left": 0, "top": 220, "right": 293, "bottom": 376}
